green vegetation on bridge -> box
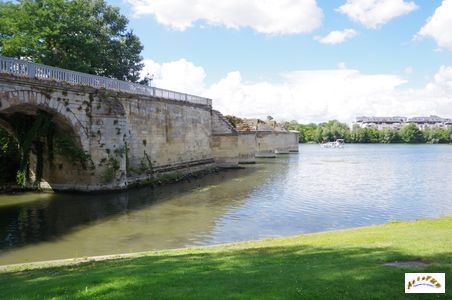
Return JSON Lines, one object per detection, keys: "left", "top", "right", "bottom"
{"left": 1, "top": 217, "right": 450, "bottom": 299}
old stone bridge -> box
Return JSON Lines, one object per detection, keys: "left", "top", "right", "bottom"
{"left": 0, "top": 56, "right": 298, "bottom": 191}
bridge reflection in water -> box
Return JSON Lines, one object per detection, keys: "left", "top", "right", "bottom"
{"left": 0, "top": 162, "right": 277, "bottom": 265}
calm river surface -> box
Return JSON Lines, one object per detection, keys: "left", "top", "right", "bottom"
{"left": 0, "top": 144, "right": 451, "bottom": 264}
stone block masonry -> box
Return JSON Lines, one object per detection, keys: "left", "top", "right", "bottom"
{"left": 211, "top": 110, "right": 239, "bottom": 168}
{"left": 0, "top": 73, "right": 299, "bottom": 192}
{"left": 237, "top": 132, "right": 256, "bottom": 164}
{"left": 0, "top": 74, "right": 216, "bottom": 191}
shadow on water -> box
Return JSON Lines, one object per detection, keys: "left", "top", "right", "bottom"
{"left": 0, "top": 165, "right": 267, "bottom": 254}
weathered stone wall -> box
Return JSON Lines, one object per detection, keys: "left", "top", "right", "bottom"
{"left": 289, "top": 131, "right": 300, "bottom": 152}
{"left": 274, "top": 132, "right": 292, "bottom": 154}
{"left": 255, "top": 131, "right": 277, "bottom": 158}
{"left": 0, "top": 75, "right": 216, "bottom": 191}
{"left": 237, "top": 132, "right": 256, "bottom": 164}
{"left": 255, "top": 131, "right": 299, "bottom": 157}
{"left": 124, "top": 96, "right": 214, "bottom": 183}
{"left": 211, "top": 110, "right": 239, "bottom": 168}
{"left": 0, "top": 75, "right": 129, "bottom": 191}
{"left": 0, "top": 74, "right": 299, "bottom": 192}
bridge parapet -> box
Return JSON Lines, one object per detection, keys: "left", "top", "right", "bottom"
{"left": 0, "top": 55, "right": 212, "bottom": 106}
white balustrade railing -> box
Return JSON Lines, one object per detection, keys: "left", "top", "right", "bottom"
{"left": 0, "top": 56, "right": 212, "bottom": 106}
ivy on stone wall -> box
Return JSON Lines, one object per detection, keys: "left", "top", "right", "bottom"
{"left": 140, "top": 151, "right": 153, "bottom": 174}
{"left": 10, "top": 111, "right": 54, "bottom": 187}
{"left": 0, "top": 111, "right": 89, "bottom": 188}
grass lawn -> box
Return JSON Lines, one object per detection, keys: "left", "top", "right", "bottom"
{"left": 0, "top": 217, "right": 450, "bottom": 299}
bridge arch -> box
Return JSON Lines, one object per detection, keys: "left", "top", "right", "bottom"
{"left": 0, "top": 90, "right": 92, "bottom": 190}
{"left": 0, "top": 89, "right": 90, "bottom": 148}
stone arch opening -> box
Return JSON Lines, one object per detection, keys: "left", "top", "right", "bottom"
{"left": 0, "top": 104, "right": 90, "bottom": 190}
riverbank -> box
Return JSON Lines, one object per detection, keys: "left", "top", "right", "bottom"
{"left": 0, "top": 166, "right": 225, "bottom": 194}
{"left": 0, "top": 217, "right": 450, "bottom": 299}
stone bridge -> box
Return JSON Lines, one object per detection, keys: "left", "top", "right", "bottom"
{"left": 0, "top": 56, "right": 298, "bottom": 192}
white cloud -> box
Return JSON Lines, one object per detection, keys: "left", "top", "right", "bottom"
{"left": 417, "top": 0, "right": 452, "bottom": 51}
{"left": 141, "top": 58, "right": 206, "bottom": 95}
{"left": 126, "top": 0, "right": 323, "bottom": 34}
{"left": 337, "top": 0, "right": 417, "bottom": 29}
{"left": 425, "top": 65, "right": 452, "bottom": 95}
{"left": 142, "top": 59, "right": 452, "bottom": 123}
{"left": 315, "top": 29, "right": 358, "bottom": 44}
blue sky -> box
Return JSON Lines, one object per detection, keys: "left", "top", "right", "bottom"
{"left": 108, "top": 0, "right": 452, "bottom": 123}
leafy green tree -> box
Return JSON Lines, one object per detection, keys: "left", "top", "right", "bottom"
{"left": 313, "top": 127, "right": 323, "bottom": 143}
{"left": 294, "top": 123, "right": 318, "bottom": 143}
{"left": 423, "top": 127, "right": 450, "bottom": 144}
{"left": 399, "top": 124, "right": 425, "bottom": 143}
{"left": 315, "top": 120, "right": 350, "bottom": 142}
{"left": 351, "top": 125, "right": 368, "bottom": 143}
{"left": 380, "top": 128, "right": 401, "bottom": 143}
{"left": 0, "top": 0, "right": 143, "bottom": 81}
{"left": 367, "top": 128, "right": 381, "bottom": 143}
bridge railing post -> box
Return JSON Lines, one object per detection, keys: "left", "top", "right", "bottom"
{"left": 27, "top": 61, "right": 35, "bottom": 78}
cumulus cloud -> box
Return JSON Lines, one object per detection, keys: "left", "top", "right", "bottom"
{"left": 126, "top": 0, "right": 323, "bottom": 34}
{"left": 417, "top": 0, "right": 452, "bottom": 51}
{"left": 142, "top": 59, "right": 452, "bottom": 123}
{"left": 315, "top": 29, "right": 358, "bottom": 44}
{"left": 141, "top": 58, "right": 206, "bottom": 95}
{"left": 337, "top": 0, "right": 417, "bottom": 29}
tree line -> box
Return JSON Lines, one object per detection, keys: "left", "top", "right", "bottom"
{"left": 286, "top": 120, "right": 452, "bottom": 144}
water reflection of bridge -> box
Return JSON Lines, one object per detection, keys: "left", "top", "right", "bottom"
{"left": 0, "top": 160, "right": 287, "bottom": 264}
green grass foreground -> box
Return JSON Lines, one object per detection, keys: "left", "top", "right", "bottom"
{"left": 0, "top": 217, "right": 451, "bottom": 299}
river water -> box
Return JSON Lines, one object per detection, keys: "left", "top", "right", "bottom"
{"left": 0, "top": 144, "right": 451, "bottom": 265}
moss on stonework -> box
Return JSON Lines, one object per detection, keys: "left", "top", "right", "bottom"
{"left": 102, "top": 144, "right": 129, "bottom": 184}
{"left": 139, "top": 151, "right": 153, "bottom": 174}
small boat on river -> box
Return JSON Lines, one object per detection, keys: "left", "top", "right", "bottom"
{"left": 321, "top": 139, "right": 345, "bottom": 148}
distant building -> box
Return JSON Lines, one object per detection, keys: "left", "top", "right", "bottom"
{"left": 355, "top": 116, "right": 407, "bottom": 130}
{"left": 354, "top": 115, "right": 451, "bottom": 130}
{"left": 406, "top": 116, "right": 449, "bottom": 130}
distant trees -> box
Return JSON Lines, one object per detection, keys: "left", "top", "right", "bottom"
{"left": 380, "top": 128, "right": 401, "bottom": 144}
{"left": 319, "top": 120, "right": 351, "bottom": 142}
{"left": 0, "top": 0, "right": 144, "bottom": 82}
{"left": 288, "top": 121, "right": 451, "bottom": 144}
{"left": 422, "top": 127, "right": 450, "bottom": 144}
{"left": 288, "top": 120, "right": 350, "bottom": 143}
{"left": 399, "top": 124, "right": 425, "bottom": 143}
{"left": 221, "top": 115, "right": 451, "bottom": 144}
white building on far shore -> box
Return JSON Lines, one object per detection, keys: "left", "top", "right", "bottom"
{"left": 354, "top": 115, "right": 452, "bottom": 130}
{"left": 354, "top": 116, "right": 407, "bottom": 130}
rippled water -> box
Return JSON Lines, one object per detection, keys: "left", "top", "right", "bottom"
{"left": 0, "top": 144, "right": 451, "bottom": 264}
